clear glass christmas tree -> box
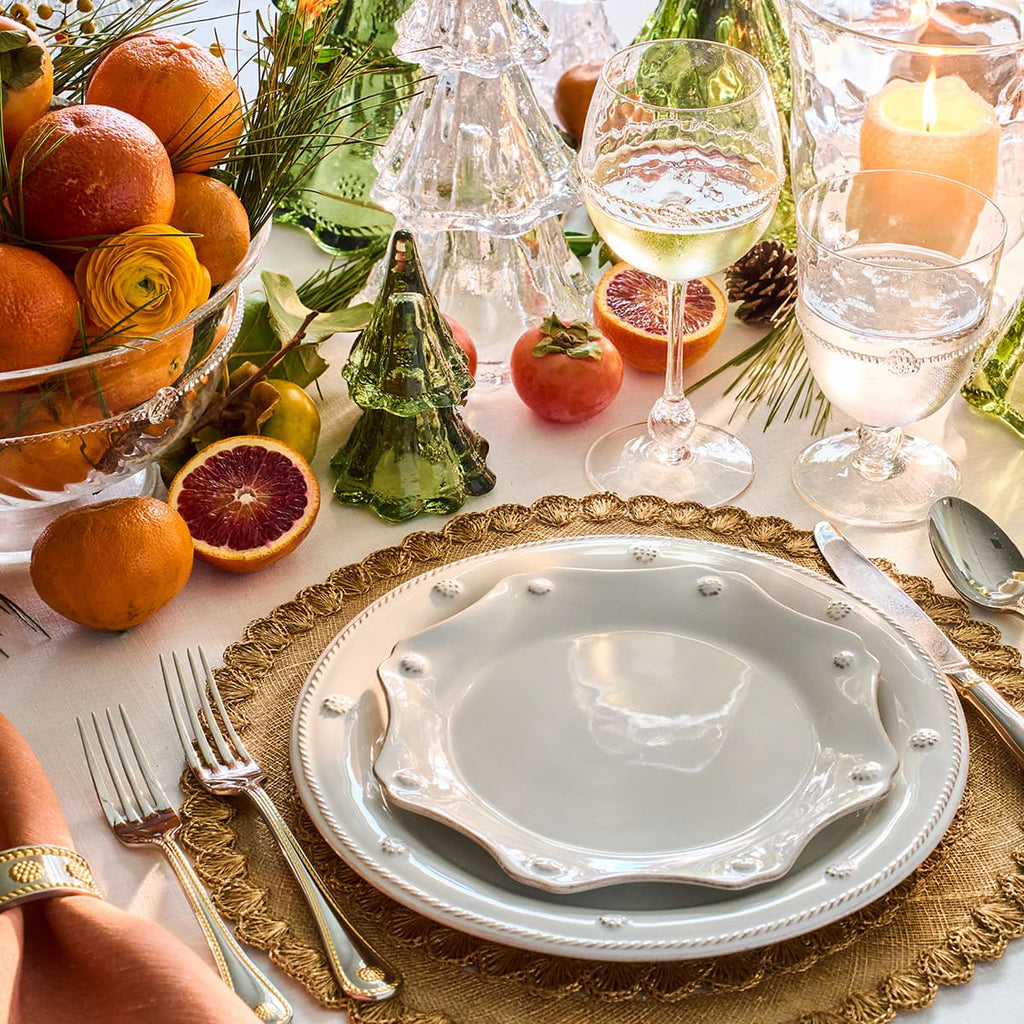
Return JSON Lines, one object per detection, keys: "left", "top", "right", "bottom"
{"left": 532, "top": 0, "right": 620, "bottom": 116}
{"left": 372, "top": 0, "right": 592, "bottom": 385}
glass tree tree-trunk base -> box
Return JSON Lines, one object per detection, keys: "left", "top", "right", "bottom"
{"left": 585, "top": 421, "right": 754, "bottom": 505}
{"left": 792, "top": 429, "right": 960, "bottom": 526}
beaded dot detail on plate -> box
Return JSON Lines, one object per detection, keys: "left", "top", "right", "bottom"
{"left": 432, "top": 579, "right": 463, "bottom": 599}
{"left": 826, "top": 860, "right": 855, "bottom": 878}
{"left": 321, "top": 694, "right": 354, "bottom": 716}
{"left": 909, "top": 728, "right": 941, "bottom": 748}
{"left": 826, "top": 600, "right": 852, "bottom": 621}
{"left": 400, "top": 653, "right": 428, "bottom": 675}
{"left": 697, "top": 576, "right": 723, "bottom": 597}
{"left": 630, "top": 543, "right": 659, "bottom": 563}
{"left": 527, "top": 578, "right": 553, "bottom": 595}
{"left": 850, "top": 761, "right": 882, "bottom": 782}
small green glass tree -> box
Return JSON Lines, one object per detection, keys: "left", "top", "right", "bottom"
{"left": 331, "top": 230, "right": 495, "bottom": 521}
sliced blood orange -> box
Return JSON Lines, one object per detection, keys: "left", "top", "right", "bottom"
{"left": 593, "top": 262, "right": 727, "bottom": 374}
{"left": 168, "top": 435, "right": 320, "bottom": 574}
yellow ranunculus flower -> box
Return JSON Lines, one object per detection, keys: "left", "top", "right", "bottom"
{"left": 75, "top": 225, "right": 212, "bottom": 337}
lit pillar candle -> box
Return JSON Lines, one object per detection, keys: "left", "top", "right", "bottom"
{"left": 860, "top": 72, "right": 1001, "bottom": 197}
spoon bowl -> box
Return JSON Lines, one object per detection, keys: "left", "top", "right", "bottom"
{"left": 928, "top": 497, "right": 1024, "bottom": 617}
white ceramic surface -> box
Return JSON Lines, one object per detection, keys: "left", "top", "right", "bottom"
{"left": 374, "top": 564, "right": 898, "bottom": 892}
{"left": 291, "top": 535, "right": 967, "bottom": 961}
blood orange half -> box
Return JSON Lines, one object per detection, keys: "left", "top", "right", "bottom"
{"left": 168, "top": 435, "right": 320, "bottom": 574}
{"left": 593, "top": 263, "right": 727, "bottom": 374}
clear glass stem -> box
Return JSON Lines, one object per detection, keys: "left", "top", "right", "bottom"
{"left": 852, "top": 425, "right": 905, "bottom": 481}
{"left": 647, "top": 278, "right": 696, "bottom": 464}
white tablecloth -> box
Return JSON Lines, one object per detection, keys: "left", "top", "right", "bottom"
{"left": 3, "top": 2, "right": 1024, "bottom": 1020}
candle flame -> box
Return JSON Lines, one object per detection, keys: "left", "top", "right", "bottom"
{"left": 922, "top": 69, "right": 937, "bottom": 132}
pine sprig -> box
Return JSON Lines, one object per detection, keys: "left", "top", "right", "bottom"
{"left": 689, "top": 303, "right": 832, "bottom": 435}
{"left": 225, "top": 10, "right": 418, "bottom": 236}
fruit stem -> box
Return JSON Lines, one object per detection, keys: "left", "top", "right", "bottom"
{"left": 193, "top": 308, "right": 320, "bottom": 435}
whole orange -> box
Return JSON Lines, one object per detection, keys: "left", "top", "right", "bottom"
{"left": 0, "top": 243, "right": 82, "bottom": 373}
{"left": 0, "top": 16, "right": 53, "bottom": 151}
{"left": 553, "top": 62, "right": 603, "bottom": 145}
{"left": 86, "top": 32, "right": 244, "bottom": 172}
{"left": 170, "top": 173, "right": 251, "bottom": 285}
{"left": 29, "top": 496, "right": 194, "bottom": 630}
{"left": 9, "top": 105, "right": 175, "bottom": 257}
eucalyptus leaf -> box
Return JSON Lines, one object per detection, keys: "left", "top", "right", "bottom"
{"left": 262, "top": 270, "right": 372, "bottom": 346}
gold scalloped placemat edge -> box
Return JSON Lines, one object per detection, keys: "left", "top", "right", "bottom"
{"left": 179, "top": 494, "right": 1024, "bottom": 1024}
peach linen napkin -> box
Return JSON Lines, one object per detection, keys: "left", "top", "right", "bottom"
{"left": 0, "top": 713, "right": 258, "bottom": 1024}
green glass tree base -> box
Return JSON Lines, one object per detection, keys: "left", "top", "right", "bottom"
{"left": 331, "top": 406, "right": 496, "bottom": 523}
{"left": 962, "top": 295, "right": 1024, "bottom": 437}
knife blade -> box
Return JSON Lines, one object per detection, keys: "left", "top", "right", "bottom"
{"left": 814, "top": 521, "right": 1024, "bottom": 768}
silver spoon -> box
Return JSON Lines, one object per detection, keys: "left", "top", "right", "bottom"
{"left": 928, "top": 497, "right": 1024, "bottom": 618}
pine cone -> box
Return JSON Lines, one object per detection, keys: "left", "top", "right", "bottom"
{"left": 725, "top": 240, "right": 796, "bottom": 324}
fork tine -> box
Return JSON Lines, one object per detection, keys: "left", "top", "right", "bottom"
{"left": 91, "top": 711, "right": 141, "bottom": 823}
{"left": 105, "top": 708, "right": 156, "bottom": 819}
{"left": 171, "top": 651, "right": 220, "bottom": 768}
{"left": 118, "top": 704, "right": 171, "bottom": 812}
{"left": 198, "top": 647, "right": 252, "bottom": 762}
{"left": 187, "top": 649, "right": 235, "bottom": 765}
{"left": 161, "top": 654, "right": 203, "bottom": 772}
{"left": 77, "top": 716, "right": 126, "bottom": 828}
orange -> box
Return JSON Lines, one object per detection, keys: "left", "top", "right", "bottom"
{"left": 86, "top": 32, "right": 244, "bottom": 172}
{"left": 169, "top": 173, "right": 251, "bottom": 285}
{"left": 9, "top": 105, "right": 175, "bottom": 259}
{"left": 0, "top": 243, "right": 82, "bottom": 373}
{"left": 0, "top": 418, "right": 112, "bottom": 499}
{"left": 0, "top": 16, "right": 53, "bottom": 151}
{"left": 553, "top": 62, "right": 602, "bottom": 145}
{"left": 30, "top": 496, "right": 193, "bottom": 630}
{"left": 73, "top": 326, "right": 196, "bottom": 419}
{"left": 168, "top": 435, "right": 320, "bottom": 574}
{"left": 593, "top": 263, "right": 727, "bottom": 374}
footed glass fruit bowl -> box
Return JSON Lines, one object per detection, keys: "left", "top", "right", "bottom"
{"left": 0, "top": 223, "right": 270, "bottom": 560}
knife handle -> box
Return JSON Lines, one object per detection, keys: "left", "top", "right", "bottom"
{"left": 950, "top": 668, "right": 1024, "bottom": 768}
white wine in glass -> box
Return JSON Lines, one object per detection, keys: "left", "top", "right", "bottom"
{"left": 578, "top": 40, "right": 783, "bottom": 504}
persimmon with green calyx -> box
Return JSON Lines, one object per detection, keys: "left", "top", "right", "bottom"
{"left": 259, "top": 380, "right": 321, "bottom": 463}
{"left": 510, "top": 314, "right": 623, "bottom": 424}
{"left": 0, "top": 16, "right": 53, "bottom": 151}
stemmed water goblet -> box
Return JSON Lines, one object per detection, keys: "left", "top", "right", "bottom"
{"left": 577, "top": 39, "right": 784, "bottom": 504}
{"left": 793, "top": 170, "right": 1006, "bottom": 525}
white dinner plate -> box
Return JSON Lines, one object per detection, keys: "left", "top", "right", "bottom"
{"left": 374, "top": 563, "right": 898, "bottom": 892}
{"left": 291, "top": 535, "right": 967, "bottom": 961}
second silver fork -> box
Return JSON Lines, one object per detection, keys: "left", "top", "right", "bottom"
{"left": 79, "top": 706, "right": 292, "bottom": 1023}
{"left": 163, "top": 649, "right": 399, "bottom": 1002}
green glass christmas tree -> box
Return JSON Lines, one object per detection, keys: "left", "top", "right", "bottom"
{"left": 274, "top": 0, "right": 417, "bottom": 253}
{"left": 635, "top": 0, "right": 793, "bottom": 246}
{"left": 331, "top": 230, "right": 495, "bottom": 521}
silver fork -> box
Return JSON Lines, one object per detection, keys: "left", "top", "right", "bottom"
{"left": 78, "top": 706, "right": 292, "bottom": 1023}
{"left": 163, "top": 648, "right": 400, "bottom": 1003}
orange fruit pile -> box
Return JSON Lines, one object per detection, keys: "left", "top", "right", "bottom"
{"left": 0, "top": 29, "right": 251, "bottom": 496}
{"left": 168, "top": 436, "right": 320, "bottom": 574}
{"left": 30, "top": 496, "right": 194, "bottom": 630}
{"left": 593, "top": 263, "right": 727, "bottom": 373}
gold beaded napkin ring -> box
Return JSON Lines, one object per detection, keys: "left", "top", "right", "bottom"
{"left": 0, "top": 845, "right": 101, "bottom": 911}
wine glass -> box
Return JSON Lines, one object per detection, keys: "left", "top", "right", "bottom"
{"left": 577, "top": 39, "right": 784, "bottom": 504}
{"left": 793, "top": 170, "right": 1006, "bottom": 526}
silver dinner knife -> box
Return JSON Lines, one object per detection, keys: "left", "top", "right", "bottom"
{"left": 814, "top": 521, "right": 1024, "bottom": 767}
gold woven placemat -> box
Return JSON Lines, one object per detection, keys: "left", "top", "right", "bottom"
{"left": 180, "top": 494, "right": 1024, "bottom": 1024}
